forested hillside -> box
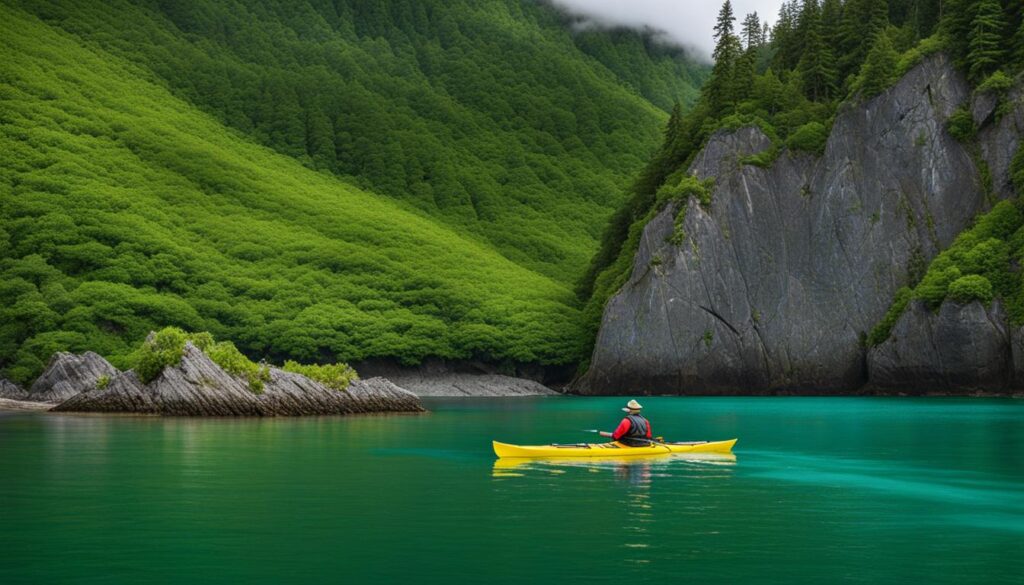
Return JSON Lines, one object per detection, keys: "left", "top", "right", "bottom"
{"left": 0, "top": 1, "right": 710, "bottom": 385}
{"left": 580, "top": 0, "right": 1024, "bottom": 345}
{"left": 11, "top": 0, "right": 706, "bottom": 282}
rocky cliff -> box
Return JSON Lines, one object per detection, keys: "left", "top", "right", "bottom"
{"left": 577, "top": 54, "right": 1022, "bottom": 395}
{"left": 866, "top": 300, "right": 1014, "bottom": 393}
{"left": 27, "top": 352, "right": 118, "bottom": 402}
{"left": 46, "top": 344, "right": 424, "bottom": 416}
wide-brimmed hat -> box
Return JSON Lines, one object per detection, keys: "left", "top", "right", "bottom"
{"left": 621, "top": 399, "right": 643, "bottom": 412}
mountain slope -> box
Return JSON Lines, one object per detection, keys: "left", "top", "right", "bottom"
{"left": 0, "top": 5, "right": 586, "bottom": 384}
{"left": 14, "top": 0, "right": 707, "bottom": 283}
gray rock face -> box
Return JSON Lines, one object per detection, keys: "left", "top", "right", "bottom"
{"left": 354, "top": 357, "right": 565, "bottom": 395}
{"left": 867, "top": 301, "right": 1012, "bottom": 393}
{"left": 344, "top": 377, "right": 427, "bottom": 411}
{"left": 979, "top": 83, "right": 1024, "bottom": 199}
{"left": 28, "top": 351, "right": 118, "bottom": 402}
{"left": 381, "top": 373, "right": 557, "bottom": 396}
{"left": 52, "top": 343, "right": 425, "bottom": 416}
{"left": 52, "top": 371, "right": 156, "bottom": 413}
{"left": 0, "top": 379, "right": 27, "bottom": 401}
{"left": 578, "top": 54, "right": 1021, "bottom": 395}
{"left": 258, "top": 369, "right": 424, "bottom": 415}
{"left": 53, "top": 343, "right": 265, "bottom": 415}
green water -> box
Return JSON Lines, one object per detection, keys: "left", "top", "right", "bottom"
{"left": 1, "top": 397, "right": 1022, "bottom": 584}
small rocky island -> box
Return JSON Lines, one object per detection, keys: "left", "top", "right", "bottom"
{"left": 0, "top": 330, "right": 424, "bottom": 416}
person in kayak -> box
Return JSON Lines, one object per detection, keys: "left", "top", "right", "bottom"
{"left": 599, "top": 399, "right": 652, "bottom": 447}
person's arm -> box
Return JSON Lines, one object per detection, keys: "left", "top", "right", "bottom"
{"left": 611, "top": 418, "right": 631, "bottom": 440}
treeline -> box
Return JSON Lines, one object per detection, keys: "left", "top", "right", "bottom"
{"left": 17, "top": 0, "right": 707, "bottom": 283}
{"left": 579, "top": 0, "right": 1024, "bottom": 348}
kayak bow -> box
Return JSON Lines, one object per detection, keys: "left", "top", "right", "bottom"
{"left": 492, "top": 438, "right": 737, "bottom": 458}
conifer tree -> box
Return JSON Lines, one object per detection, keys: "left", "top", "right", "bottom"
{"left": 838, "top": 0, "right": 891, "bottom": 82}
{"left": 741, "top": 12, "right": 763, "bottom": 49}
{"left": 771, "top": 1, "right": 801, "bottom": 70}
{"left": 752, "top": 68, "right": 785, "bottom": 114}
{"left": 732, "top": 47, "right": 758, "bottom": 102}
{"left": 1016, "top": 17, "right": 1024, "bottom": 66}
{"left": 799, "top": 0, "right": 838, "bottom": 101}
{"left": 967, "top": 0, "right": 1008, "bottom": 82}
{"left": 820, "top": 0, "right": 843, "bottom": 48}
{"left": 859, "top": 31, "right": 899, "bottom": 96}
{"left": 941, "top": 0, "right": 976, "bottom": 67}
{"left": 707, "top": 0, "right": 742, "bottom": 114}
{"left": 664, "top": 102, "right": 683, "bottom": 145}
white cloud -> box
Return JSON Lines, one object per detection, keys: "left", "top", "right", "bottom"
{"left": 549, "top": 0, "right": 786, "bottom": 60}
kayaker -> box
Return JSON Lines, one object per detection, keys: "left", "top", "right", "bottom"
{"left": 599, "top": 399, "right": 652, "bottom": 447}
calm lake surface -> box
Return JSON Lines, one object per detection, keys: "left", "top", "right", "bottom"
{"left": 1, "top": 396, "right": 1022, "bottom": 584}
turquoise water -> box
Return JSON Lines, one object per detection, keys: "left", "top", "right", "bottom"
{"left": 1, "top": 397, "right": 1022, "bottom": 584}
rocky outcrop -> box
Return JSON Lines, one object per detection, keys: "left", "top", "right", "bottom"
{"left": 0, "top": 397, "right": 55, "bottom": 411}
{"left": 257, "top": 369, "right": 424, "bottom": 414}
{"left": 578, "top": 54, "right": 1022, "bottom": 394}
{"left": 27, "top": 352, "right": 118, "bottom": 402}
{"left": 867, "top": 301, "right": 1013, "bottom": 393}
{"left": 354, "top": 358, "right": 565, "bottom": 395}
{"left": 0, "top": 379, "right": 28, "bottom": 401}
{"left": 52, "top": 371, "right": 156, "bottom": 413}
{"left": 383, "top": 373, "right": 556, "bottom": 396}
{"left": 979, "top": 82, "right": 1024, "bottom": 199}
{"left": 52, "top": 342, "right": 425, "bottom": 415}
{"left": 341, "top": 377, "right": 426, "bottom": 412}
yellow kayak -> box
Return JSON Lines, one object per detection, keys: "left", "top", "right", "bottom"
{"left": 492, "top": 438, "right": 737, "bottom": 458}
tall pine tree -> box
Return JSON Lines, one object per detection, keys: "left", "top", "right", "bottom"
{"left": 707, "top": 0, "right": 742, "bottom": 115}
{"left": 967, "top": 0, "right": 1008, "bottom": 82}
{"left": 860, "top": 31, "right": 899, "bottom": 96}
{"left": 741, "top": 12, "right": 763, "bottom": 48}
{"left": 799, "top": 0, "right": 838, "bottom": 101}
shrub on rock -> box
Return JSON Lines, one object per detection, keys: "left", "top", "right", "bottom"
{"left": 948, "top": 275, "right": 994, "bottom": 304}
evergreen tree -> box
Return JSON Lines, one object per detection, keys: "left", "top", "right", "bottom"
{"left": 752, "top": 68, "right": 785, "bottom": 114}
{"left": 733, "top": 47, "right": 758, "bottom": 102}
{"left": 771, "top": 1, "right": 801, "bottom": 70}
{"left": 1016, "top": 17, "right": 1024, "bottom": 66}
{"left": 707, "top": 0, "right": 742, "bottom": 114}
{"left": 741, "top": 12, "right": 763, "bottom": 48}
{"left": 799, "top": 0, "right": 838, "bottom": 101}
{"left": 941, "top": 0, "right": 976, "bottom": 67}
{"left": 967, "top": 0, "right": 1008, "bottom": 82}
{"left": 839, "top": 0, "right": 891, "bottom": 82}
{"left": 820, "top": 0, "right": 843, "bottom": 48}
{"left": 859, "top": 31, "right": 899, "bottom": 96}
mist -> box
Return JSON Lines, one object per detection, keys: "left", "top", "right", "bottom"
{"left": 549, "top": 0, "right": 786, "bottom": 60}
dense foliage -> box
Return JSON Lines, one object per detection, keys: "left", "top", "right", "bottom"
{"left": 282, "top": 361, "right": 359, "bottom": 392}
{"left": 2, "top": 5, "right": 656, "bottom": 384}
{"left": 12, "top": 0, "right": 706, "bottom": 283}
{"left": 580, "top": 0, "right": 1024, "bottom": 347}
{"left": 129, "top": 327, "right": 336, "bottom": 394}
{"left": 867, "top": 200, "right": 1024, "bottom": 345}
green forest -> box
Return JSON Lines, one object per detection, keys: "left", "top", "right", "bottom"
{"left": 580, "top": 0, "right": 1024, "bottom": 347}
{"left": 0, "top": 1, "right": 705, "bottom": 384}
{"left": 3, "top": 0, "right": 1022, "bottom": 386}
{"left": 11, "top": 0, "right": 707, "bottom": 283}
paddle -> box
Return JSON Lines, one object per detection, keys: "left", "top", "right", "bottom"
{"left": 582, "top": 430, "right": 708, "bottom": 447}
{"left": 582, "top": 429, "right": 664, "bottom": 446}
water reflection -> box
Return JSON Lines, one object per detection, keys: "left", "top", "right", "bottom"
{"left": 492, "top": 452, "right": 737, "bottom": 481}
